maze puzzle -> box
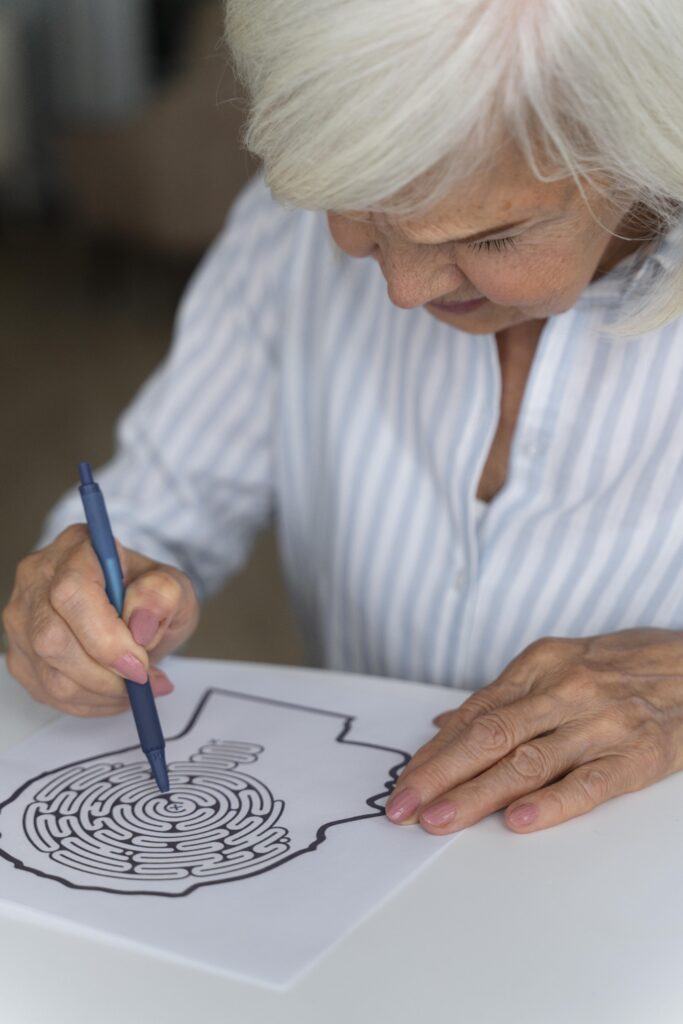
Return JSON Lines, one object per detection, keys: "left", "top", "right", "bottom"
{"left": 0, "top": 686, "right": 410, "bottom": 899}
{"left": 22, "top": 741, "right": 290, "bottom": 886}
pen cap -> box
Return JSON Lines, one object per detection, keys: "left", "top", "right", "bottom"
{"left": 78, "top": 481, "right": 115, "bottom": 547}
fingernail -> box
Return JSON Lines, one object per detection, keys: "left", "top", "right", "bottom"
{"left": 129, "top": 609, "right": 160, "bottom": 647}
{"left": 421, "top": 801, "right": 457, "bottom": 828}
{"left": 150, "top": 670, "right": 174, "bottom": 696}
{"left": 113, "top": 652, "right": 148, "bottom": 685}
{"left": 386, "top": 787, "right": 421, "bottom": 823}
{"left": 508, "top": 803, "right": 538, "bottom": 828}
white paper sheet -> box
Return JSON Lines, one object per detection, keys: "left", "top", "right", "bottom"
{"left": 0, "top": 658, "right": 462, "bottom": 988}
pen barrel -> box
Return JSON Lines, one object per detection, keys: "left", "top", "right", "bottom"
{"left": 79, "top": 482, "right": 124, "bottom": 613}
{"left": 124, "top": 679, "right": 165, "bottom": 753}
{"left": 79, "top": 463, "right": 169, "bottom": 791}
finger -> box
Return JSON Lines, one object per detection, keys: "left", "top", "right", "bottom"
{"left": 36, "top": 638, "right": 173, "bottom": 705}
{"left": 386, "top": 691, "right": 567, "bottom": 824}
{"left": 67, "top": 669, "right": 173, "bottom": 712}
{"left": 117, "top": 542, "right": 161, "bottom": 585}
{"left": 7, "top": 644, "right": 129, "bottom": 716}
{"left": 428, "top": 636, "right": 569, "bottom": 735}
{"left": 398, "top": 690, "right": 563, "bottom": 794}
{"left": 62, "top": 667, "right": 174, "bottom": 712}
{"left": 505, "top": 750, "right": 657, "bottom": 833}
{"left": 417, "top": 725, "right": 591, "bottom": 834}
{"left": 405, "top": 690, "right": 521, "bottom": 782}
{"left": 30, "top": 608, "right": 138, "bottom": 700}
{"left": 149, "top": 666, "right": 175, "bottom": 697}
{"left": 48, "top": 561, "right": 150, "bottom": 684}
{"left": 430, "top": 673, "right": 533, "bottom": 731}
{"left": 430, "top": 681, "right": 525, "bottom": 731}
{"left": 414, "top": 671, "right": 544, "bottom": 774}
{"left": 123, "top": 568, "right": 198, "bottom": 660}
{"left": 66, "top": 701, "right": 132, "bottom": 718}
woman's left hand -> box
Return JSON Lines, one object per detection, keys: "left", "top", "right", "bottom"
{"left": 385, "top": 628, "right": 683, "bottom": 833}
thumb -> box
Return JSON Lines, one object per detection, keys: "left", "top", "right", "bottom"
{"left": 128, "top": 607, "right": 162, "bottom": 648}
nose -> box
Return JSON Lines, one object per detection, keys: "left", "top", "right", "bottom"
{"left": 326, "top": 212, "right": 467, "bottom": 310}
{"left": 381, "top": 238, "right": 468, "bottom": 309}
{"left": 382, "top": 246, "right": 466, "bottom": 309}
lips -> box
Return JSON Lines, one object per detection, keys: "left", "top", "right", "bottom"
{"left": 427, "top": 297, "right": 486, "bottom": 314}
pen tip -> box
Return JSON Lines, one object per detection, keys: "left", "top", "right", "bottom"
{"left": 78, "top": 461, "right": 94, "bottom": 486}
{"left": 147, "top": 748, "right": 170, "bottom": 793}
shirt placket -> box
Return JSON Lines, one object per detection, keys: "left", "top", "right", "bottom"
{"left": 452, "top": 320, "right": 560, "bottom": 688}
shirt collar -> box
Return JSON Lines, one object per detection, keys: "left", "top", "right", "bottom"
{"left": 576, "top": 213, "right": 683, "bottom": 309}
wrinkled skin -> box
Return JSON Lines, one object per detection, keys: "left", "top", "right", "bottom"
{"left": 386, "top": 630, "right": 683, "bottom": 833}
{"left": 2, "top": 525, "right": 199, "bottom": 716}
{"left": 328, "top": 141, "right": 658, "bottom": 334}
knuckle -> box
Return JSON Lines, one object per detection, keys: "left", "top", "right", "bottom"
{"left": 524, "top": 635, "right": 566, "bottom": 663}
{"left": 2, "top": 600, "right": 19, "bottom": 636}
{"left": 542, "top": 785, "right": 572, "bottom": 818}
{"left": 458, "top": 692, "right": 500, "bottom": 724}
{"left": 50, "top": 569, "right": 85, "bottom": 614}
{"left": 138, "top": 571, "right": 183, "bottom": 609}
{"left": 15, "top": 551, "right": 42, "bottom": 589}
{"left": 556, "top": 667, "right": 599, "bottom": 703}
{"left": 32, "top": 618, "right": 70, "bottom": 661}
{"left": 574, "top": 764, "right": 612, "bottom": 805}
{"left": 506, "top": 742, "right": 551, "bottom": 781}
{"left": 468, "top": 712, "right": 514, "bottom": 754}
{"left": 59, "top": 523, "right": 90, "bottom": 546}
{"left": 42, "top": 669, "right": 79, "bottom": 705}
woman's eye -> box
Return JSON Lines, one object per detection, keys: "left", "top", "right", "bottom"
{"left": 467, "top": 236, "right": 517, "bottom": 253}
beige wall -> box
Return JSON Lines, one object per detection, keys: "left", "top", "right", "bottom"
{"left": 1, "top": 1, "right": 306, "bottom": 671}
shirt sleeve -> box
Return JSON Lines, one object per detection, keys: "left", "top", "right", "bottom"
{"left": 38, "top": 175, "right": 293, "bottom": 599}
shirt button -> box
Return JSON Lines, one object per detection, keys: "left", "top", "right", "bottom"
{"left": 453, "top": 569, "right": 467, "bottom": 590}
{"left": 523, "top": 439, "right": 542, "bottom": 458}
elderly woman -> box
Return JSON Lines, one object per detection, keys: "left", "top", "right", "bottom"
{"left": 4, "top": 0, "right": 683, "bottom": 836}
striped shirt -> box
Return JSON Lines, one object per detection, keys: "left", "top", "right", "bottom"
{"left": 43, "top": 174, "right": 683, "bottom": 692}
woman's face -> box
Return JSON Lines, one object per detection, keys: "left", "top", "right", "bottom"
{"left": 327, "top": 146, "right": 647, "bottom": 334}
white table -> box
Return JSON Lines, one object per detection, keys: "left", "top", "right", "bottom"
{"left": 0, "top": 655, "right": 681, "bottom": 1024}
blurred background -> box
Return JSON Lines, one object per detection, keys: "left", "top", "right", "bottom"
{"left": 0, "top": 0, "right": 305, "bottom": 666}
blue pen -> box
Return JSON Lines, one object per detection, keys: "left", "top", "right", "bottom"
{"left": 78, "top": 461, "right": 170, "bottom": 793}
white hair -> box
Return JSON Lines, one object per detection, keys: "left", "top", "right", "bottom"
{"left": 224, "top": 0, "right": 683, "bottom": 336}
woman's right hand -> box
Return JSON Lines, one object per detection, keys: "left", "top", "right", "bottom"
{"left": 2, "top": 524, "right": 200, "bottom": 717}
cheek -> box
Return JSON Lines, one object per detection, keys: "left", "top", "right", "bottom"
{"left": 464, "top": 246, "right": 589, "bottom": 311}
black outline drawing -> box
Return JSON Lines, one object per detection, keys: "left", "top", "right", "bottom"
{"left": 0, "top": 688, "right": 410, "bottom": 897}
{"left": 21, "top": 740, "right": 291, "bottom": 886}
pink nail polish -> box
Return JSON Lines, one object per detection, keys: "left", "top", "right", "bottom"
{"left": 386, "top": 787, "right": 421, "bottom": 823}
{"left": 113, "top": 653, "right": 148, "bottom": 685}
{"left": 129, "top": 609, "right": 160, "bottom": 647}
{"left": 421, "top": 801, "right": 457, "bottom": 828}
{"left": 508, "top": 803, "right": 538, "bottom": 827}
